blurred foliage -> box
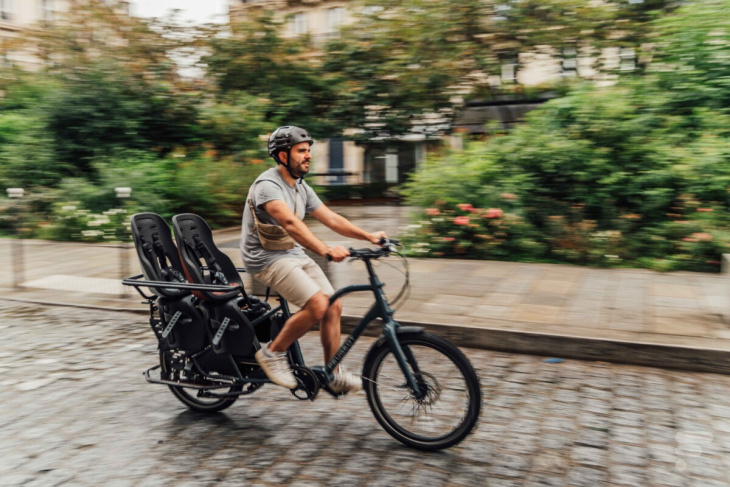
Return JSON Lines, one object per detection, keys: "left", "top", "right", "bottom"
{"left": 322, "top": 0, "right": 677, "bottom": 139}
{"left": 203, "top": 0, "right": 675, "bottom": 140}
{"left": 0, "top": 0, "right": 725, "bottom": 278}
{"left": 0, "top": 2, "right": 269, "bottom": 238}
{"left": 402, "top": 0, "right": 730, "bottom": 272}
{"left": 203, "top": 11, "right": 341, "bottom": 138}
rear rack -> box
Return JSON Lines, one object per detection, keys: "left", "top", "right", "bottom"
{"left": 122, "top": 272, "right": 247, "bottom": 300}
{"left": 143, "top": 364, "right": 236, "bottom": 390}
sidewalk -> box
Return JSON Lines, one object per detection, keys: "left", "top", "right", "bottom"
{"left": 2, "top": 205, "right": 730, "bottom": 374}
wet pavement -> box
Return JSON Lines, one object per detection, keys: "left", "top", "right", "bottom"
{"left": 2, "top": 300, "right": 730, "bottom": 486}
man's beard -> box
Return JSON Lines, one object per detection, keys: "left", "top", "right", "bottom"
{"left": 290, "top": 163, "right": 309, "bottom": 178}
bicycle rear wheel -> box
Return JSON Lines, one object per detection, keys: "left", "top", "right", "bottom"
{"left": 160, "top": 349, "right": 241, "bottom": 413}
{"left": 362, "top": 332, "right": 481, "bottom": 451}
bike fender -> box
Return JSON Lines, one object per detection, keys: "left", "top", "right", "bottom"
{"left": 396, "top": 326, "right": 424, "bottom": 335}
{"left": 362, "top": 326, "right": 425, "bottom": 372}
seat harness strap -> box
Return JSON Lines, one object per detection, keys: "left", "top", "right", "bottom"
{"left": 150, "top": 234, "right": 185, "bottom": 282}
{"left": 187, "top": 235, "right": 229, "bottom": 286}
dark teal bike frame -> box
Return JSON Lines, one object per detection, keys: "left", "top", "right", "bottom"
{"left": 247, "top": 257, "right": 422, "bottom": 396}
{"left": 126, "top": 254, "right": 422, "bottom": 396}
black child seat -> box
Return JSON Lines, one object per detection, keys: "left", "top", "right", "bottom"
{"left": 172, "top": 213, "right": 261, "bottom": 358}
{"left": 130, "top": 213, "right": 208, "bottom": 353}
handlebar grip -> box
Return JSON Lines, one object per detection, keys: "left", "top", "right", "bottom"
{"left": 379, "top": 237, "right": 401, "bottom": 246}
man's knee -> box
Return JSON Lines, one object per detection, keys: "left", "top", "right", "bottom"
{"left": 304, "top": 292, "right": 329, "bottom": 322}
{"left": 327, "top": 298, "right": 342, "bottom": 317}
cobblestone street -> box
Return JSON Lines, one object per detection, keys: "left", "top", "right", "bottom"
{"left": 2, "top": 300, "right": 730, "bottom": 486}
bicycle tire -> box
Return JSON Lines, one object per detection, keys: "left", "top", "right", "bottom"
{"left": 362, "top": 332, "right": 481, "bottom": 451}
{"left": 159, "top": 350, "right": 241, "bottom": 413}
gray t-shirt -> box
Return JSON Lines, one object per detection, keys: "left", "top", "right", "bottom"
{"left": 240, "top": 167, "right": 323, "bottom": 274}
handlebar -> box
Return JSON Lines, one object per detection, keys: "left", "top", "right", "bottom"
{"left": 326, "top": 238, "right": 401, "bottom": 262}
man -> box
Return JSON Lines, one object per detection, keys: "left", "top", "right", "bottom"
{"left": 240, "top": 125, "right": 386, "bottom": 394}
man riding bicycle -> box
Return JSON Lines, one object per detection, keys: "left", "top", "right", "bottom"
{"left": 240, "top": 125, "right": 386, "bottom": 394}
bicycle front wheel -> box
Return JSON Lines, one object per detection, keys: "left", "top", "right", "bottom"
{"left": 362, "top": 332, "right": 481, "bottom": 451}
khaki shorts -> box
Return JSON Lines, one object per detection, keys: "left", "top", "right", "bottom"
{"left": 252, "top": 256, "right": 335, "bottom": 309}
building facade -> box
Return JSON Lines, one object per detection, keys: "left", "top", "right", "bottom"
{"left": 0, "top": 0, "right": 130, "bottom": 70}
{"left": 228, "top": 0, "right": 612, "bottom": 189}
{"left": 1, "top": 0, "right": 72, "bottom": 68}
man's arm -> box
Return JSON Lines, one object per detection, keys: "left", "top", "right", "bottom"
{"left": 263, "top": 200, "right": 350, "bottom": 262}
{"left": 311, "top": 204, "right": 385, "bottom": 244}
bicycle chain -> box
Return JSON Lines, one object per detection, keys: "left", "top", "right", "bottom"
{"left": 228, "top": 376, "right": 381, "bottom": 402}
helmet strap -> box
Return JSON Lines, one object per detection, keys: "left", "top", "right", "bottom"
{"left": 279, "top": 149, "right": 304, "bottom": 182}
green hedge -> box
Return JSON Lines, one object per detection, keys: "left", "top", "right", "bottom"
{"left": 401, "top": 1, "right": 730, "bottom": 272}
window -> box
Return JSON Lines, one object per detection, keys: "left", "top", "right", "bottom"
{"left": 499, "top": 52, "right": 518, "bottom": 83}
{"left": 41, "top": 0, "right": 53, "bottom": 21}
{"left": 328, "top": 139, "right": 345, "bottom": 184}
{"left": 620, "top": 47, "right": 636, "bottom": 72}
{"left": 493, "top": 3, "right": 511, "bottom": 21}
{"left": 1, "top": 0, "right": 14, "bottom": 21}
{"left": 292, "top": 12, "right": 307, "bottom": 36}
{"left": 327, "top": 7, "right": 345, "bottom": 35}
{"left": 362, "top": 5, "right": 383, "bottom": 16}
{"left": 562, "top": 47, "right": 578, "bottom": 77}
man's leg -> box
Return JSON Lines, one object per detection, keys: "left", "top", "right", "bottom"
{"left": 253, "top": 258, "right": 329, "bottom": 388}
{"left": 321, "top": 298, "right": 362, "bottom": 394}
{"left": 268, "top": 292, "right": 329, "bottom": 353}
{"left": 319, "top": 298, "right": 343, "bottom": 363}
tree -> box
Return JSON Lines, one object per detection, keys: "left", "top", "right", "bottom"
{"left": 20, "top": 2, "right": 203, "bottom": 174}
{"left": 400, "top": 0, "right": 730, "bottom": 272}
{"left": 322, "top": 0, "right": 678, "bottom": 139}
{"left": 203, "top": 12, "right": 341, "bottom": 138}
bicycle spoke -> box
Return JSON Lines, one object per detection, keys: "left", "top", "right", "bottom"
{"left": 368, "top": 342, "right": 473, "bottom": 439}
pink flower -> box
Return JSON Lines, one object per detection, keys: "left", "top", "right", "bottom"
{"left": 500, "top": 193, "right": 517, "bottom": 200}
{"left": 697, "top": 208, "right": 713, "bottom": 212}
{"left": 442, "top": 237, "right": 456, "bottom": 242}
{"left": 485, "top": 208, "right": 504, "bottom": 219}
{"left": 425, "top": 208, "right": 440, "bottom": 216}
{"left": 683, "top": 237, "right": 698, "bottom": 243}
{"left": 454, "top": 216, "right": 470, "bottom": 225}
{"left": 692, "top": 232, "right": 713, "bottom": 242}
{"left": 457, "top": 203, "right": 476, "bottom": 212}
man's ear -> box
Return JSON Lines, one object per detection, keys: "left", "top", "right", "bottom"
{"left": 278, "top": 151, "right": 288, "bottom": 164}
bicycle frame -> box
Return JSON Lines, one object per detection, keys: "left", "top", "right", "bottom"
{"left": 124, "top": 256, "right": 422, "bottom": 396}
{"left": 318, "top": 257, "right": 423, "bottom": 396}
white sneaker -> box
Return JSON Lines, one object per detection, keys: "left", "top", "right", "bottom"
{"left": 255, "top": 344, "right": 297, "bottom": 389}
{"left": 329, "top": 366, "right": 363, "bottom": 395}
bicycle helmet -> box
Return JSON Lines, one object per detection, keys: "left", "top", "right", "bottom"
{"left": 268, "top": 125, "right": 314, "bottom": 164}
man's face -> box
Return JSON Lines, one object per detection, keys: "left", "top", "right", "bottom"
{"left": 282, "top": 141, "right": 312, "bottom": 178}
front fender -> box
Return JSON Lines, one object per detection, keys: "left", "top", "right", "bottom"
{"left": 362, "top": 326, "right": 424, "bottom": 375}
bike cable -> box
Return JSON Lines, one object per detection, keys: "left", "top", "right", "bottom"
{"left": 374, "top": 250, "right": 410, "bottom": 310}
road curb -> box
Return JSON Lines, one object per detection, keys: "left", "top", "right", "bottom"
{"left": 3, "top": 295, "right": 728, "bottom": 375}
{"left": 340, "top": 316, "right": 730, "bottom": 375}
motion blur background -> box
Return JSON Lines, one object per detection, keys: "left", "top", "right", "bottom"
{"left": 1, "top": 0, "right": 729, "bottom": 273}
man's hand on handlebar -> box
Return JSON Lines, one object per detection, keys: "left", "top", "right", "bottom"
{"left": 368, "top": 231, "right": 388, "bottom": 245}
{"left": 325, "top": 245, "right": 350, "bottom": 263}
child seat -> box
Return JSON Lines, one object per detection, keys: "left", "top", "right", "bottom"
{"left": 130, "top": 213, "right": 208, "bottom": 352}
{"left": 172, "top": 213, "right": 258, "bottom": 357}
